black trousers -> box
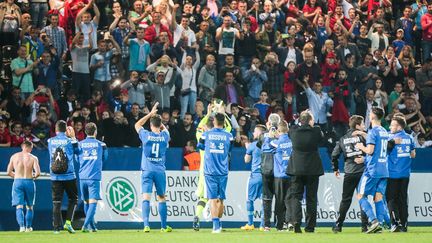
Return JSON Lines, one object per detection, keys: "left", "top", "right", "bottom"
{"left": 52, "top": 179, "right": 78, "bottom": 230}
{"left": 274, "top": 177, "right": 291, "bottom": 230}
{"left": 386, "top": 178, "right": 410, "bottom": 227}
{"left": 262, "top": 174, "right": 274, "bottom": 228}
{"left": 288, "top": 175, "right": 319, "bottom": 231}
{"left": 335, "top": 172, "right": 368, "bottom": 227}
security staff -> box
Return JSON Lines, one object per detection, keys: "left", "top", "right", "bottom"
{"left": 331, "top": 115, "right": 368, "bottom": 233}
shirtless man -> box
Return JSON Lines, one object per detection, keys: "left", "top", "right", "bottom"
{"left": 7, "top": 141, "right": 41, "bottom": 232}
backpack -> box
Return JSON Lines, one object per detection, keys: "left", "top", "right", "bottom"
{"left": 51, "top": 147, "right": 68, "bottom": 174}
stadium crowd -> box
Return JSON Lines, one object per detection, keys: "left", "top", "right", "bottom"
{"left": 0, "top": 0, "right": 432, "bottom": 152}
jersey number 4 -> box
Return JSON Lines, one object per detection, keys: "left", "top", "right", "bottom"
{"left": 151, "top": 143, "right": 160, "bottom": 157}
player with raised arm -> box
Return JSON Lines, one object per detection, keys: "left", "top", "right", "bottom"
{"left": 355, "top": 107, "right": 390, "bottom": 233}
{"left": 78, "top": 122, "right": 108, "bottom": 232}
{"left": 386, "top": 115, "right": 416, "bottom": 232}
{"left": 7, "top": 141, "right": 41, "bottom": 232}
{"left": 135, "top": 102, "right": 172, "bottom": 233}
{"left": 241, "top": 125, "right": 267, "bottom": 231}
{"left": 198, "top": 113, "right": 234, "bottom": 233}
{"left": 193, "top": 101, "right": 232, "bottom": 231}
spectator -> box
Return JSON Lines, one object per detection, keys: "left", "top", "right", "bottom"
{"left": 0, "top": 118, "right": 11, "bottom": 147}
{"left": 253, "top": 90, "right": 270, "bottom": 122}
{"left": 125, "top": 103, "right": 143, "bottom": 147}
{"left": 10, "top": 121, "right": 24, "bottom": 147}
{"left": 144, "top": 11, "right": 172, "bottom": 45}
{"left": 75, "top": 0, "right": 100, "bottom": 50}
{"left": 58, "top": 89, "right": 78, "bottom": 121}
{"left": 183, "top": 140, "right": 200, "bottom": 171}
{"left": 420, "top": 3, "right": 432, "bottom": 63}
{"left": 41, "top": 13, "right": 68, "bottom": 60}
{"left": 0, "top": 0, "right": 21, "bottom": 47}
{"left": 0, "top": 87, "right": 31, "bottom": 122}
{"left": 335, "top": 34, "right": 361, "bottom": 66}
{"left": 124, "top": 27, "right": 151, "bottom": 72}
{"left": 377, "top": 57, "right": 398, "bottom": 94}
{"left": 121, "top": 71, "right": 147, "bottom": 108}
{"left": 177, "top": 46, "right": 200, "bottom": 119}
{"left": 31, "top": 109, "right": 51, "bottom": 147}
{"left": 215, "top": 14, "right": 243, "bottom": 68}
{"left": 72, "top": 117, "right": 85, "bottom": 141}
{"left": 171, "top": 4, "right": 197, "bottom": 48}
{"left": 256, "top": 17, "right": 281, "bottom": 61}
{"left": 372, "top": 79, "right": 389, "bottom": 111}
{"left": 272, "top": 34, "right": 303, "bottom": 67}
{"left": 144, "top": 69, "right": 177, "bottom": 111}
{"left": 109, "top": 16, "right": 132, "bottom": 70}
{"left": 388, "top": 82, "right": 403, "bottom": 115}
{"left": 262, "top": 52, "right": 285, "bottom": 100}
{"left": 368, "top": 22, "right": 389, "bottom": 54}
{"left": 214, "top": 71, "right": 244, "bottom": 106}
{"left": 35, "top": 49, "right": 61, "bottom": 99}
{"left": 399, "top": 97, "right": 426, "bottom": 130}
{"left": 11, "top": 45, "right": 39, "bottom": 99}
{"left": 197, "top": 54, "right": 217, "bottom": 107}
{"left": 244, "top": 58, "right": 268, "bottom": 104}
{"left": 296, "top": 50, "right": 321, "bottom": 111}
{"left": 170, "top": 112, "right": 196, "bottom": 148}
{"left": 411, "top": 0, "right": 428, "bottom": 64}
{"left": 415, "top": 58, "right": 432, "bottom": 116}
{"left": 101, "top": 111, "right": 129, "bottom": 147}
{"left": 355, "top": 88, "right": 378, "bottom": 129}
{"left": 356, "top": 54, "right": 379, "bottom": 95}
{"left": 70, "top": 32, "right": 92, "bottom": 102}
{"left": 417, "top": 133, "right": 432, "bottom": 148}
{"left": 128, "top": 0, "right": 151, "bottom": 29}
{"left": 195, "top": 20, "right": 217, "bottom": 65}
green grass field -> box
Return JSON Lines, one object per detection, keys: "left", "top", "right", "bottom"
{"left": 1, "top": 227, "right": 432, "bottom": 243}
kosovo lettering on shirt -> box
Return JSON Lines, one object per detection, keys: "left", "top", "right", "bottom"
{"left": 246, "top": 141, "right": 262, "bottom": 174}
{"left": 365, "top": 126, "right": 389, "bottom": 178}
{"left": 78, "top": 137, "right": 108, "bottom": 180}
{"left": 139, "top": 128, "right": 170, "bottom": 172}
{"left": 388, "top": 131, "right": 415, "bottom": 178}
{"left": 270, "top": 134, "right": 292, "bottom": 178}
{"left": 48, "top": 133, "right": 78, "bottom": 181}
{"left": 200, "top": 128, "right": 233, "bottom": 176}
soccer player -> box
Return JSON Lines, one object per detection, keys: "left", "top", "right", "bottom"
{"left": 48, "top": 120, "right": 80, "bottom": 234}
{"left": 355, "top": 107, "right": 390, "bottom": 233}
{"left": 78, "top": 122, "right": 108, "bottom": 232}
{"left": 193, "top": 102, "right": 232, "bottom": 231}
{"left": 135, "top": 102, "right": 172, "bottom": 233}
{"left": 7, "top": 141, "right": 40, "bottom": 232}
{"left": 241, "top": 125, "right": 267, "bottom": 231}
{"left": 270, "top": 121, "right": 293, "bottom": 231}
{"left": 386, "top": 115, "right": 416, "bottom": 232}
{"left": 198, "top": 113, "right": 234, "bottom": 233}
{"left": 331, "top": 115, "right": 369, "bottom": 233}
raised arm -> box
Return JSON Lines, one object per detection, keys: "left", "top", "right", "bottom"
{"left": 92, "top": 2, "right": 100, "bottom": 25}
{"left": 76, "top": 0, "right": 92, "bottom": 27}
{"left": 135, "top": 102, "right": 159, "bottom": 133}
{"left": 171, "top": 4, "right": 180, "bottom": 30}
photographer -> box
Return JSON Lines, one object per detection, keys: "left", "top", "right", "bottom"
{"left": 120, "top": 71, "right": 148, "bottom": 109}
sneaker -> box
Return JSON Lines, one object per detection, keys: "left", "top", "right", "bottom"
{"left": 19, "top": 227, "right": 26, "bottom": 232}
{"left": 287, "top": 223, "right": 294, "bottom": 232}
{"left": 25, "top": 227, "right": 33, "bottom": 232}
{"left": 390, "top": 225, "right": 402, "bottom": 233}
{"left": 259, "top": 227, "right": 265, "bottom": 231}
{"left": 366, "top": 220, "right": 382, "bottom": 234}
{"left": 263, "top": 227, "right": 271, "bottom": 232}
{"left": 304, "top": 228, "right": 315, "bottom": 233}
{"left": 212, "top": 228, "right": 222, "bottom": 234}
{"left": 361, "top": 226, "right": 368, "bottom": 233}
{"left": 401, "top": 226, "right": 408, "bottom": 232}
{"left": 283, "top": 222, "right": 288, "bottom": 230}
{"left": 143, "top": 226, "right": 150, "bottom": 233}
{"left": 63, "top": 223, "right": 75, "bottom": 234}
{"left": 193, "top": 216, "right": 200, "bottom": 231}
{"left": 294, "top": 225, "right": 302, "bottom": 233}
{"left": 240, "top": 224, "right": 255, "bottom": 231}
{"left": 160, "top": 226, "right": 172, "bottom": 233}
{"left": 332, "top": 225, "right": 342, "bottom": 233}
{"left": 53, "top": 230, "right": 61, "bottom": 234}
{"left": 81, "top": 227, "right": 90, "bottom": 233}
{"left": 90, "top": 221, "right": 98, "bottom": 232}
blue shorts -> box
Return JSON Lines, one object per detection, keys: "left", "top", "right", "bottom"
{"left": 12, "top": 179, "right": 35, "bottom": 207}
{"left": 141, "top": 170, "right": 166, "bottom": 196}
{"left": 247, "top": 173, "right": 262, "bottom": 201}
{"left": 205, "top": 175, "right": 228, "bottom": 200}
{"left": 80, "top": 179, "right": 101, "bottom": 200}
{"left": 357, "top": 174, "right": 387, "bottom": 197}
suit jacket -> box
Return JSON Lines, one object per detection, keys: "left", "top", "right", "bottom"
{"left": 286, "top": 124, "right": 324, "bottom": 176}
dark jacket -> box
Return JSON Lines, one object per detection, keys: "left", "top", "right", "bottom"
{"left": 331, "top": 129, "right": 365, "bottom": 174}
{"left": 286, "top": 124, "right": 324, "bottom": 176}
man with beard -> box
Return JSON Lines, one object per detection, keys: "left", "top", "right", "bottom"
{"left": 169, "top": 112, "right": 196, "bottom": 147}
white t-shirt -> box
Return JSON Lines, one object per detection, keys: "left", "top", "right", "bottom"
{"left": 173, "top": 24, "right": 196, "bottom": 47}
{"left": 71, "top": 46, "right": 90, "bottom": 73}
{"left": 217, "top": 27, "right": 239, "bottom": 55}
{"left": 77, "top": 21, "right": 98, "bottom": 50}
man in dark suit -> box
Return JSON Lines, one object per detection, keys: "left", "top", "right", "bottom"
{"left": 286, "top": 110, "right": 324, "bottom": 233}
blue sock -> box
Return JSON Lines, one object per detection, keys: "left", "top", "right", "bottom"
{"left": 84, "top": 203, "right": 89, "bottom": 215}
{"left": 375, "top": 200, "right": 389, "bottom": 224}
{"left": 25, "top": 209, "right": 33, "bottom": 228}
{"left": 158, "top": 202, "right": 167, "bottom": 229}
{"left": 212, "top": 218, "right": 220, "bottom": 230}
{"left": 359, "top": 198, "right": 376, "bottom": 222}
{"left": 84, "top": 203, "right": 97, "bottom": 228}
{"left": 246, "top": 200, "right": 254, "bottom": 226}
{"left": 142, "top": 200, "right": 150, "bottom": 227}
{"left": 16, "top": 208, "right": 24, "bottom": 228}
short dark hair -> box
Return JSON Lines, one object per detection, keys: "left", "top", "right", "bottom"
{"left": 85, "top": 122, "right": 97, "bottom": 136}
{"left": 299, "top": 110, "right": 313, "bottom": 125}
{"left": 349, "top": 115, "right": 364, "bottom": 129}
{"left": 56, "top": 120, "right": 67, "bottom": 132}
{"left": 187, "top": 140, "right": 197, "bottom": 149}
{"left": 392, "top": 115, "right": 407, "bottom": 129}
{"left": 371, "top": 106, "right": 385, "bottom": 120}
{"left": 150, "top": 115, "right": 162, "bottom": 128}
{"left": 21, "top": 140, "right": 33, "bottom": 149}
{"left": 215, "top": 113, "right": 225, "bottom": 126}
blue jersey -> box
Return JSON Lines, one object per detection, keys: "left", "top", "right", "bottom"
{"left": 261, "top": 133, "right": 276, "bottom": 154}
{"left": 199, "top": 128, "right": 233, "bottom": 176}
{"left": 78, "top": 137, "right": 108, "bottom": 180}
{"left": 48, "top": 133, "right": 79, "bottom": 181}
{"left": 365, "top": 126, "right": 389, "bottom": 178}
{"left": 139, "top": 128, "right": 170, "bottom": 172}
{"left": 270, "top": 134, "right": 292, "bottom": 178}
{"left": 388, "top": 131, "right": 415, "bottom": 178}
{"left": 246, "top": 141, "right": 262, "bottom": 174}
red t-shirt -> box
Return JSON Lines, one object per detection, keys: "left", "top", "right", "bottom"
{"left": 0, "top": 128, "right": 11, "bottom": 145}
{"left": 11, "top": 134, "right": 24, "bottom": 147}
